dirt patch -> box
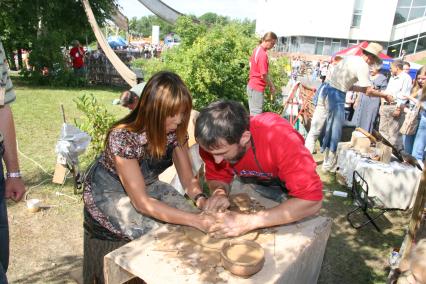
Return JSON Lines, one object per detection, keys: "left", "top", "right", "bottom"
{"left": 6, "top": 190, "right": 83, "bottom": 284}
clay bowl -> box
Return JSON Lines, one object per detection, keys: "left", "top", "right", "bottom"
{"left": 221, "top": 240, "right": 265, "bottom": 278}
{"left": 26, "top": 198, "right": 41, "bottom": 213}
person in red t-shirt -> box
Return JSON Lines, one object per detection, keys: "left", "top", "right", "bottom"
{"left": 247, "top": 32, "right": 277, "bottom": 116}
{"left": 194, "top": 100, "right": 323, "bottom": 238}
{"left": 70, "top": 40, "right": 86, "bottom": 76}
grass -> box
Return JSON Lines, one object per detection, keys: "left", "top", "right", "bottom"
{"left": 415, "top": 57, "right": 426, "bottom": 65}
{"left": 6, "top": 75, "right": 411, "bottom": 283}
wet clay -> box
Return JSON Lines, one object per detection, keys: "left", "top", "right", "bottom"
{"left": 183, "top": 226, "right": 258, "bottom": 250}
{"left": 224, "top": 244, "right": 264, "bottom": 264}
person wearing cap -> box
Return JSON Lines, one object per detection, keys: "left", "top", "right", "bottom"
{"left": 118, "top": 82, "right": 146, "bottom": 110}
{"left": 0, "top": 40, "right": 26, "bottom": 283}
{"left": 377, "top": 59, "right": 413, "bottom": 150}
{"left": 321, "top": 42, "right": 393, "bottom": 172}
{"left": 70, "top": 40, "right": 86, "bottom": 76}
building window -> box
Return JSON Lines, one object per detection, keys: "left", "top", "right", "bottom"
{"left": 387, "top": 44, "right": 402, "bottom": 58}
{"left": 402, "top": 39, "right": 417, "bottom": 54}
{"left": 348, "top": 40, "right": 358, "bottom": 47}
{"left": 417, "top": 36, "right": 426, "bottom": 52}
{"left": 414, "top": 0, "right": 426, "bottom": 6}
{"left": 394, "top": 7, "right": 410, "bottom": 24}
{"left": 315, "top": 38, "right": 324, "bottom": 55}
{"left": 331, "top": 39, "right": 341, "bottom": 54}
{"left": 351, "top": 0, "right": 364, "bottom": 27}
{"left": 394, "top": 0, "right": 426, "bottom": 25}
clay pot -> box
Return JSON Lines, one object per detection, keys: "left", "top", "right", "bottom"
{"left": 26, "top": 199, "right": 41, "bottom": 213}
{"left": 221, "top": 240, "right": 265, "bottom": 278}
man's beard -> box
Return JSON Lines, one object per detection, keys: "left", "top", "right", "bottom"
{"left": 227, "top": 144, "right": 247, "bottom": 164}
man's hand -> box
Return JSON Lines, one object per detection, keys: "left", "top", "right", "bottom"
{"left": 365, "top": 86, "right": 375, "bottom": 96}
{"left": 209, "top": 211, "right": 254, "bottom": 238}
{"left": 196, "top": 211, "right": 217, "bottom": 233}
{"left": 392, "top": 107, "right": 401, "bottom": 118}
{"left": 5, "top": 178, "right": 25, "bottom": 202}
{"left": 203, "top": 188, "right": 230, "bottom": 212}
{"left": 385, "top": 95, "right": 394, "bottom": 103}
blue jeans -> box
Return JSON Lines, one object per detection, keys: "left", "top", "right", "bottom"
{"left": 403, "top": 134, "right": 417, "bottom": 155}
{"left": 0, "top": 141, "right": 9, "bottom": 283}
{"left": 321, "top": 85, "right": 346, "bottom": 153}
{"left": 412, "top": 116, "right": 426, "bottom": 161}
{"left": 247, "top": 85, "right": 264, "bottom": 116}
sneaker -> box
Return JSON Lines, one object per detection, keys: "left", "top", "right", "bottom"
{"left": 322, "top": 149, "right": 330, "bottom": 172}
{"left": 328, "top": 152, "right": 338, "bottom": 173}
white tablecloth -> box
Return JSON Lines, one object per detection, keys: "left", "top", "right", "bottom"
{"left": 336, "top": 142, "right": 422, "bottom": 210}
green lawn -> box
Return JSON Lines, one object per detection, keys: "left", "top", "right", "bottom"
{"left": 6, "top": 75, "right": 410, "bottom": 283}
{"left": 415, "top": 57, "right": 426, "bottom": 65}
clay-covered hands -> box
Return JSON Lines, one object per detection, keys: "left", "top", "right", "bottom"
{"left": 202, "top": 189, "right": 230, "bottom": 213}
{"left": 5, "top": 178, "right": 25, "bottom": 202}
{"left": 196, "top": 211, "right": 218, "bottom": 233}
{"left": 208, "top": 211, "right": 254, "bottom": 238}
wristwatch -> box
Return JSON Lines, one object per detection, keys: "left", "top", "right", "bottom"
{"left": 6, "top": 171, "right": 22, "bottom": 178}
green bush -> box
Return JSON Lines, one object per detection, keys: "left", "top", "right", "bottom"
{"left": 132, "top": 16, "right": 289, "bottom": 113}
{"left": 21, "top": 68, "right": 88, "bottom": 87}
{"left": 73, "top": 94, "right": 116, "bottom": 159}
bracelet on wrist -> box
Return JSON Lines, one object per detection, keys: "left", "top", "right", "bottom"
{"left": 6, "top": 171, "right": 22, "bottom": 178}
{"left": 193, "top": 193, "right": 207, "bottom": 205}
{"left": 212, "top": 187, "right": 228, "bottom": 196}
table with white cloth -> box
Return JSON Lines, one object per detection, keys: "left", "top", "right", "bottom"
{"left": 336, "top": 142, "right": 422, "bottom": 210}
{"left": 104, "top": 181, "right": 332, "bottom": 284}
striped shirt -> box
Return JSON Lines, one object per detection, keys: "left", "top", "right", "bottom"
{"left": 0, "top": 40, "right": 16, "bottom": 106}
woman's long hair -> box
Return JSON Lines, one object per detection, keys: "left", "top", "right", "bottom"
{"left": 412, "top": 66, "right": 426, "bottom": 101}
{"left": 107, "top": 71, "right": 192, "bottom": 158}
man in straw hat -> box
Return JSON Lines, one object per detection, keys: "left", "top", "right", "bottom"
{"left": 320, "top": 42, "right": 393, "bottom": 172}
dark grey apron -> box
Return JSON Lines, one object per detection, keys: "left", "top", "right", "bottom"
{"left": 232, "top": 136, "right": 288, "bottom": 203}
{"left": 85, "top": 143, "right": 194, "bottom": 240}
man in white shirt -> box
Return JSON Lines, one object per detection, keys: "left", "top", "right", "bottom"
{"left": 378, "top": 59, "right": 412, "bottom": 149}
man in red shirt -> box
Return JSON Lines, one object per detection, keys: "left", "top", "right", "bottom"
{"left": 195, "top": 101, "right": 323, "bottom": 238}
{"left": 70, "top": 40, "right": 86, "bottom": 76}
{"left": 247, "top": 32, "right": 277, "bottom": 116}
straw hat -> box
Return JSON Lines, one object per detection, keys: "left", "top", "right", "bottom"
{"left": 361, "top": 42, "right": 383, "bottom": 63}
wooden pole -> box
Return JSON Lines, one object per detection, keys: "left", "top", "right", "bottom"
{"left": 401, "top": 162, "right": 426, "bottom": 261}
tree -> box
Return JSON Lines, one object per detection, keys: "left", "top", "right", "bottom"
{"left": 199, "top": 12, "right": 229, "bottom": 26}
{"left": 0, "top": 0, "right": 116, "bottom": 71}
{"left": 133, "top": 16, "right": 288, "bottom": 113}
{"left": 129, "top": 15, "right": 175, "bottom": 39}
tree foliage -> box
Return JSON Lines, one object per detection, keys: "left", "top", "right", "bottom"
{"left": 132, "top": 16, "right": 287, "bottom": 112}
{"left": 129, "top": 15, "right": 175, "bottom": 39}
{"left": 0, "top": 0, "right": 115, "bottom": 71}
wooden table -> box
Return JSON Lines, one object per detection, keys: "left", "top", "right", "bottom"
{"left": 104, "top": 182, "right": 332, "bottom": 284}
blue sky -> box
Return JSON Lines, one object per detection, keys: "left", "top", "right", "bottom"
{"left": 117, "top": 0, "right": 257, "bottom": 20}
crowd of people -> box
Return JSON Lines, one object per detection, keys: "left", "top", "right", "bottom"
{"left": 300, "top": 43, "right": 426, "bottom": 171}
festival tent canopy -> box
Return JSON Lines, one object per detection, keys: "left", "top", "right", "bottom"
{"left": 334, "top": 41, "right": 421, "bottom": 79}
{"left": 107, "top": 35, "right": 128, "bottom": 49}
{"left": 334, "top": 41, "right": 392, "bottom": 59}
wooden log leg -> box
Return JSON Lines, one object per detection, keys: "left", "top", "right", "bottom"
{"left": 83, "top": 230, "right": 128, "bottom": 284}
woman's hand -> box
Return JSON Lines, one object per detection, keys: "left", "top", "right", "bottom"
{"left": 203, "top": 188, "right": 230, "bottom": 213}
{"left": 196, "top": 211, "right": 217, "bottom": 233}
